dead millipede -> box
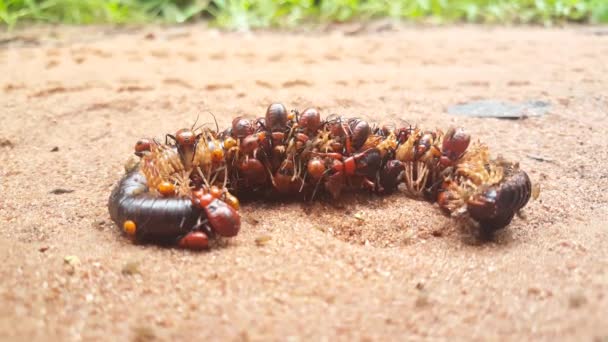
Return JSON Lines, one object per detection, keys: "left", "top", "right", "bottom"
{"left": 108, "top": 103, "right": 534, "bottom": 249}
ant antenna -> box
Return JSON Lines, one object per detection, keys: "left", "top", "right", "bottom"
{"left": 256, "top": 118, "right": 268, "bottom": 131}
{"left": 397, "top": 118, "right": 413, "bottom": 129}
{"left": 191, "top": 113, "right": 200, "bottom": 131}
{"left": 191, "top": 111, "right": 219, "bottom": 133}
{"left": 207, "top": 111, "right": 220, "bottom": 133}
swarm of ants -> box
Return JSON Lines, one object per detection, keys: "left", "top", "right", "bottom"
{"left": 108, "top": 103, "right": 533, "bottom": 250}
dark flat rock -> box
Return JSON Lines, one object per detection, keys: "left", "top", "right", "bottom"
{"left": 448, "top": 99, "right": 550, "bottom": 119}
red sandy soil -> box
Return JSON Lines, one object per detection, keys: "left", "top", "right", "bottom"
{"left": 0, "top": 25, "right": 607, "bottom": 341}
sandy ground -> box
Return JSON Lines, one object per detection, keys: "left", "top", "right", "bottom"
{"left": 0, "top": 24, "right": 607, "bottom": 341}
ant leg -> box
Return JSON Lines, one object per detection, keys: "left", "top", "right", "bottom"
{"left": 361, "top": 177, "right": 375, "bottom": 192}
{"left": 166, "top": 134, "right": 177, "bottom": 145}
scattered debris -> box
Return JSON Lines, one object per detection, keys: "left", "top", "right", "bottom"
{"left": 255, "top": 235, "right": 272, "bottom": 246}
{"left": 64, "top": 255, "right": 80, "bottom": 265}
{"left": 431, "top": 229, "right": 443, "bottom": 237}
{"left": 448, "top": 99, "right": 550, "bottom": 119}
{"left": 245, "top": 216, "right": 259, "bottom": 226}
{"left": 3, "top": 83, "right": 25, "bottom": 92}
{"left": 132, "top": 325, "right": 156, "bottom": 342}
{"left": 92, "top": 219, "right": 107, "bottom": 230}
{"left": 325, "top": 19, "right": 396, "bottom": 35}
{"left": 568, "top": 291, "right": 587, "bottom": 309}
{"left": 586, "top": 28, "right": 608, "bottom": 36}
{"left": 314, "top": 226, "right": 327, "bottom": 233}
{"left": 527, "top": 286, "right": 541, "bottom": 296}
{"left": 507, "top": 80, "right": 531, "bottom": 87}
{"left": 339, "top": 22, "right": 366, "bottom": 36}
{"left": 122, "top": 261, "right": 141, "bottom": 275}
{"left": 532, "top": 183, "right": 541, "bottom": 200}
{"left": 256, "top": 80, "right": 273, "bottom": 88}
{"left": 50, "top": 146, "right": 59, "bottom": 152}
{"left": 0, "top": 35, "right": 40, "bottom": 46}
{"left": 414, "top": 294, "right": 430, "bottom": 308}
{"left": 50, "top": 188, "right": 74, "bottom": 195}
{"left": 353, "top": 211, "right": 365, "bottom": 221}
{"left": 282, "top": 79, "right": 313, "bottom": 88}
{"left": 526, "top": 154, "right": 554, "bottom": 163}
{"left": 117, "top": 85, "right": 154, "bottom": 93}
{"left": 0, "top": 138, "right": 14, "bottom": 148}
{"left": 64, "top": 255, "right": 80, "bottom": 275}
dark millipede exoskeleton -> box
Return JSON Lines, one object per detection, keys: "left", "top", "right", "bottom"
{"left": 466, "top": 169, "right": 532, "bottom": 232}
{"left": 108, "top": 169, "right": 200, "bottom": 242}
{"left": 109, "top": 128, "right": 240, "bottom": 250}
{"left": 109, "top": 102, "right": 534, "bottom": 249}
{"left": 108, "top": 168, "right": 241, "bottom": 249}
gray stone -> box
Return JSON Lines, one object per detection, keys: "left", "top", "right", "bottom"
{"left": 447, "top": 99, "right": 550, "bottom": 119}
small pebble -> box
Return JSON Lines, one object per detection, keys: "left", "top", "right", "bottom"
{"left": 255, "top": 235, "right": 272, "bottom": 246}
{"left": 354, "top": 212, "right": 365, "bottom": 221}
{"left": 64, "top": 255, "right": 80, "bottom": 266}
{"left": 64, "top": 255, "right": 80, "bottom": 275}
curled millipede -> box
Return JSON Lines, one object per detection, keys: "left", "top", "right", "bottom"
{"left": 466, "top": 168, "right": 532, "bottom": 231}
{"left": 108, "top": 103, "right": 534, "bottom": 249}
{"left": 108, "top": 169, "right": 202, "bottom": 243}
{"left": 108, "top": 130, "right": 240, "bottom": 250}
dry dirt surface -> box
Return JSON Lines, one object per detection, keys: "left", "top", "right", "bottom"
{"left": 1, "top": 25, "right": 607, "bottom": 341}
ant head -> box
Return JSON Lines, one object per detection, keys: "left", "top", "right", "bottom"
{"left": 255, "top": 118, "right": 267, "bottom": 131}
{"left": 134, "top": 138, "right": 152, "bottom": 157}
{"left": 396, "top": 125, "right": 415, "bottom": 143}
{"left": 324, "top": 113, "right": 341, "bottom": 125}
{"left": 265, "top": 103, "right": 288, "bottom": 132}
{"left": 174, "top": 128, "right": 197, "bottom": 147}
{"left": 298, "top": 107, "right": 321, "bottom": 132}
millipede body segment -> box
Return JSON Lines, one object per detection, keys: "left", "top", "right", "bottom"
{"left": 108, "top": 103, "right": 533, "bottom": 250}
